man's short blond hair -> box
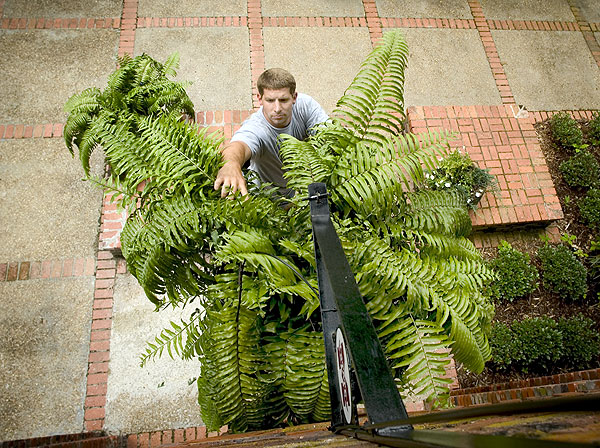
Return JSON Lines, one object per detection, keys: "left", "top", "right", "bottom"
{"left": 257, "top": 68, "right": 296, "bottom": 96}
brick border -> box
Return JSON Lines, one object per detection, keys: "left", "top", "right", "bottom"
{"left": 531, "top": 109, "right": 598, "bottom": 123}
{"left": 471, "top": 222, "right": 562, "bottom": 249}
{"left": 468, "top": 0, "right": 515, "bottom": 105}
{"left": 362, "top": 0, "right": 382, "bottom": 45}
{"left": 136, "top": 16, "right": 247, "bottom": 28}
{"left": 0, "top": 17, "right": 119, "bottom": 29}
{"left": 82, "top": 249, "right": 118, "bottom": 432}
{"left": 382, "top": 17, "right": 476, "bottom": 29}
{"left": 451, "top": 368, "right": 600, "bottom": 407}
{"left": 118, "top": 0, "right": 137, "bottom": 58}
{"left": 0, "top": 257, "right": 95, "bottom": 282}
{"left": 81, "top": 0, "right": 137, "bottom": 432}
{"left": 125, "top": 426, "right": 218, "bottom": 448}
{"left": 487, "top": 19, "right": 579, "bottom": 31}
{"left": 0, "top": 123, "right": 63, "bottom": 139}
{"left": 248, "top": 0, "right": 264, "bottom": 109}
{"left": 568, "top": 0, "right": 600, "bottom": 68}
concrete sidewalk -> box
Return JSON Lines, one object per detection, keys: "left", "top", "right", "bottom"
{"left": 0, "top": 0, "right": 599, "bottom": 445}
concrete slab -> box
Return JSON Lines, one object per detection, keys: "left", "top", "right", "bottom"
{"left": 263, "top": 27, "right": 373, "bottom": 113}
{"left": 137, "top": 0, "right": 246, "bottom": 17}
{"left": 0, "top": 29, "right": 118, "bottom": 124}
{"left": 0, "top": 277, "right": 95, "bottom": 441}
{"left": 134, "top": 28, "right": 252, "bottom": 112}
{"left": 398, "top": 28, "right": 501, "bottom": 106}
{"left": 261, "top": 0, "right": 364, "bottom": 17}
{"left": 575, "top": 0, "right": 600, "bottom": 22}
{"left": 105, "top": 274, "right": 203, "bottom": 434}
{"left": 480, "top": 0, "right": 575, "bottom": 21}
{"left": 375, "top": 0, "right": 473, "bottom": 19}
{"left": 0, "top": 139, "right": 104, "bottom": 261}
{"left": 493, "top": 30, "right": 600, "bottom": 111}
{"left": 2, "top": 0, "right": 122, "bottom": 18}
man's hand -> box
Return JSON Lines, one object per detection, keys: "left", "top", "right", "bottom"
{"left": 214, "top": 141, "right": 252, "bottom": 198}
{"left": 214, "top": 161, "right": 248, "bottom": 197}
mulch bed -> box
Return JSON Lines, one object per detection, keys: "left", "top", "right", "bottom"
{"left": 458, "top": 117, "right": 600, "bottom": 389}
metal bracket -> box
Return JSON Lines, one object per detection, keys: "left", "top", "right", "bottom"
{"left": 307, "top": 182, "right": 411, "bottom": 433}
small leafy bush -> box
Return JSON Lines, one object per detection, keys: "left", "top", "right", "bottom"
{"left": 488, "top": 323, "right": 518, "bottom": 370}
{"left": 579, "top": 189, "right": 600, "bottom": 230}
{"left": 424, "top": 149, "right": 495, "bottom": 209}
{"left": 589, "top": 112, "right": 600, "bottom": 145}
{"left": 559, "top": 150, "right": 600, "bottom": 188}
{"left": 558, "top": 315, "right": 600, "bottom": 370}
{"left": 550, "top": 111, "right": 583, "bottom": 149}
{"left": 489, "top": 315, "right": 600, "bottom": 374}
{"left": 537, "top": 245, "right": 587, "bottom": 300}
{"left": 511, "top": 317, "right": 563, "bottom": 373}
{"left": 488, "top": 241, "right": 538, "bottom": 301}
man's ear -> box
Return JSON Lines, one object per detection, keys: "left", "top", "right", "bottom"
{"left": 257, "top": 92, "right": 263, "bottom": 105}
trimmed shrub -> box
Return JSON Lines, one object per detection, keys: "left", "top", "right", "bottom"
{"left": 488, "top": 241, "right": 538, "bottom": 301}
{"left": 488, "top": 323, "right": 518, "bottom": 371}
{"left": 589, "top": 111, "right": 600, "bottom": 144}
{"left": 489, "top": 315, "right": 600, "bottom": 374}
{"left": 558, "top": 315, "right": 600, "bottom": 370}
{"left": 550, "top": 111, "right": 583, "bottom": 149}
{"left": 559, "top": 150, "right": 600, "bottom": 188}
{"left": 538, "top": 245, "right": 587, "bottom": 300}
{"left": 579, "top": 189, "right": 600, "bottom": 230}
{"left": 511, "top": 317, "right": 563, "bottom": 373}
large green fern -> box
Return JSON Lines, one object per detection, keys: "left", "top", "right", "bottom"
{"left": 65, "top": 31, "right": 494, "bottom": 432}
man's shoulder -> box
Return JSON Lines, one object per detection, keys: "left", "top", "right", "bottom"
{"left": 296, "top": 92, "right": 317, "bottom": 105}
{"left": 238, "top": 108, "right": 268, "bottom": 132}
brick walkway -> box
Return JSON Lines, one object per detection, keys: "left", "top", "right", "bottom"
{"left": 1, "top": 0, "right": 600, "bottom": 445}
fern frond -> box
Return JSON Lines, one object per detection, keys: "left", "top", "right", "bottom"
{"left": 333, "top": 30, "right": 409, "bottom": 143}
{"left": 404, "top": 229, "right": 482, "bottom": 260}
{"left": 137, "top": 115, "right": 222, "bottom": 188}
{"left": 279, "top": 135, "right": 335, "bottom": 196}
{"left": 282, "top": 329, "right": 326, "bottom": 420}
{"left": 139, "top": 311, "right": 203, "bottom": 367}
{"left": 264, "top": 326, "right": 327, "bottom": 423}
{"left": 401, "top": 189, "right": 472, "bottom": 237}
{"left": 310, "top": 372, "right": 331, "bottom": 422}
{"left": 379, "top": 309, "right": 452, "bottom": 406}
{"left": 64, "top": 87, "right": 101, "bottom": 114}
{"left": 163, "top": 52, "right": 180, "bottom": 77}
{"left": 353, "top": 236, "right": 439, "bottom": 317}
{"left": 330, "top": 131, "right": 453, "bottom": 216}
{"left": 120, "top": 195, "right": 215, "bottom": 305}
{"left": 200, "top": 303, "right": 271, "bottom": 432}
{"left": 216, "top": 230, "right": 298, "bottom": 284}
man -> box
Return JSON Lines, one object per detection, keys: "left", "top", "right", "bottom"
{"left": 213, "top": 68, "right": 329, "bottom": 198}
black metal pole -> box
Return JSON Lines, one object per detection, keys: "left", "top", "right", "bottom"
{"left": 308, "top": 182, "right": 411, "bottom": 432}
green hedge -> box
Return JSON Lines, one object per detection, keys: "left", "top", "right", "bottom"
{"left": 538, "top": 245, "right": 588, "bottom": 300}
{"left": 488, "top": 241, "right": 538, "bottom": 302}
{"left": 489, "top": 315, "right": 600, "bottom": 374}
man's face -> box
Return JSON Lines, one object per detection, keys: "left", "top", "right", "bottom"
{"left": 258, "top": 88, "right": 297, "bottom": 128}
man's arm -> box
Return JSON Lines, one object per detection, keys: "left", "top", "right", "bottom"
{"left": 214, "top": 140, "right": 252, "bottom": 197}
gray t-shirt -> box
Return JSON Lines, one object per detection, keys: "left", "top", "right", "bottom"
{"left": 230, "top": 93, "right": 328, "bottom": 196}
